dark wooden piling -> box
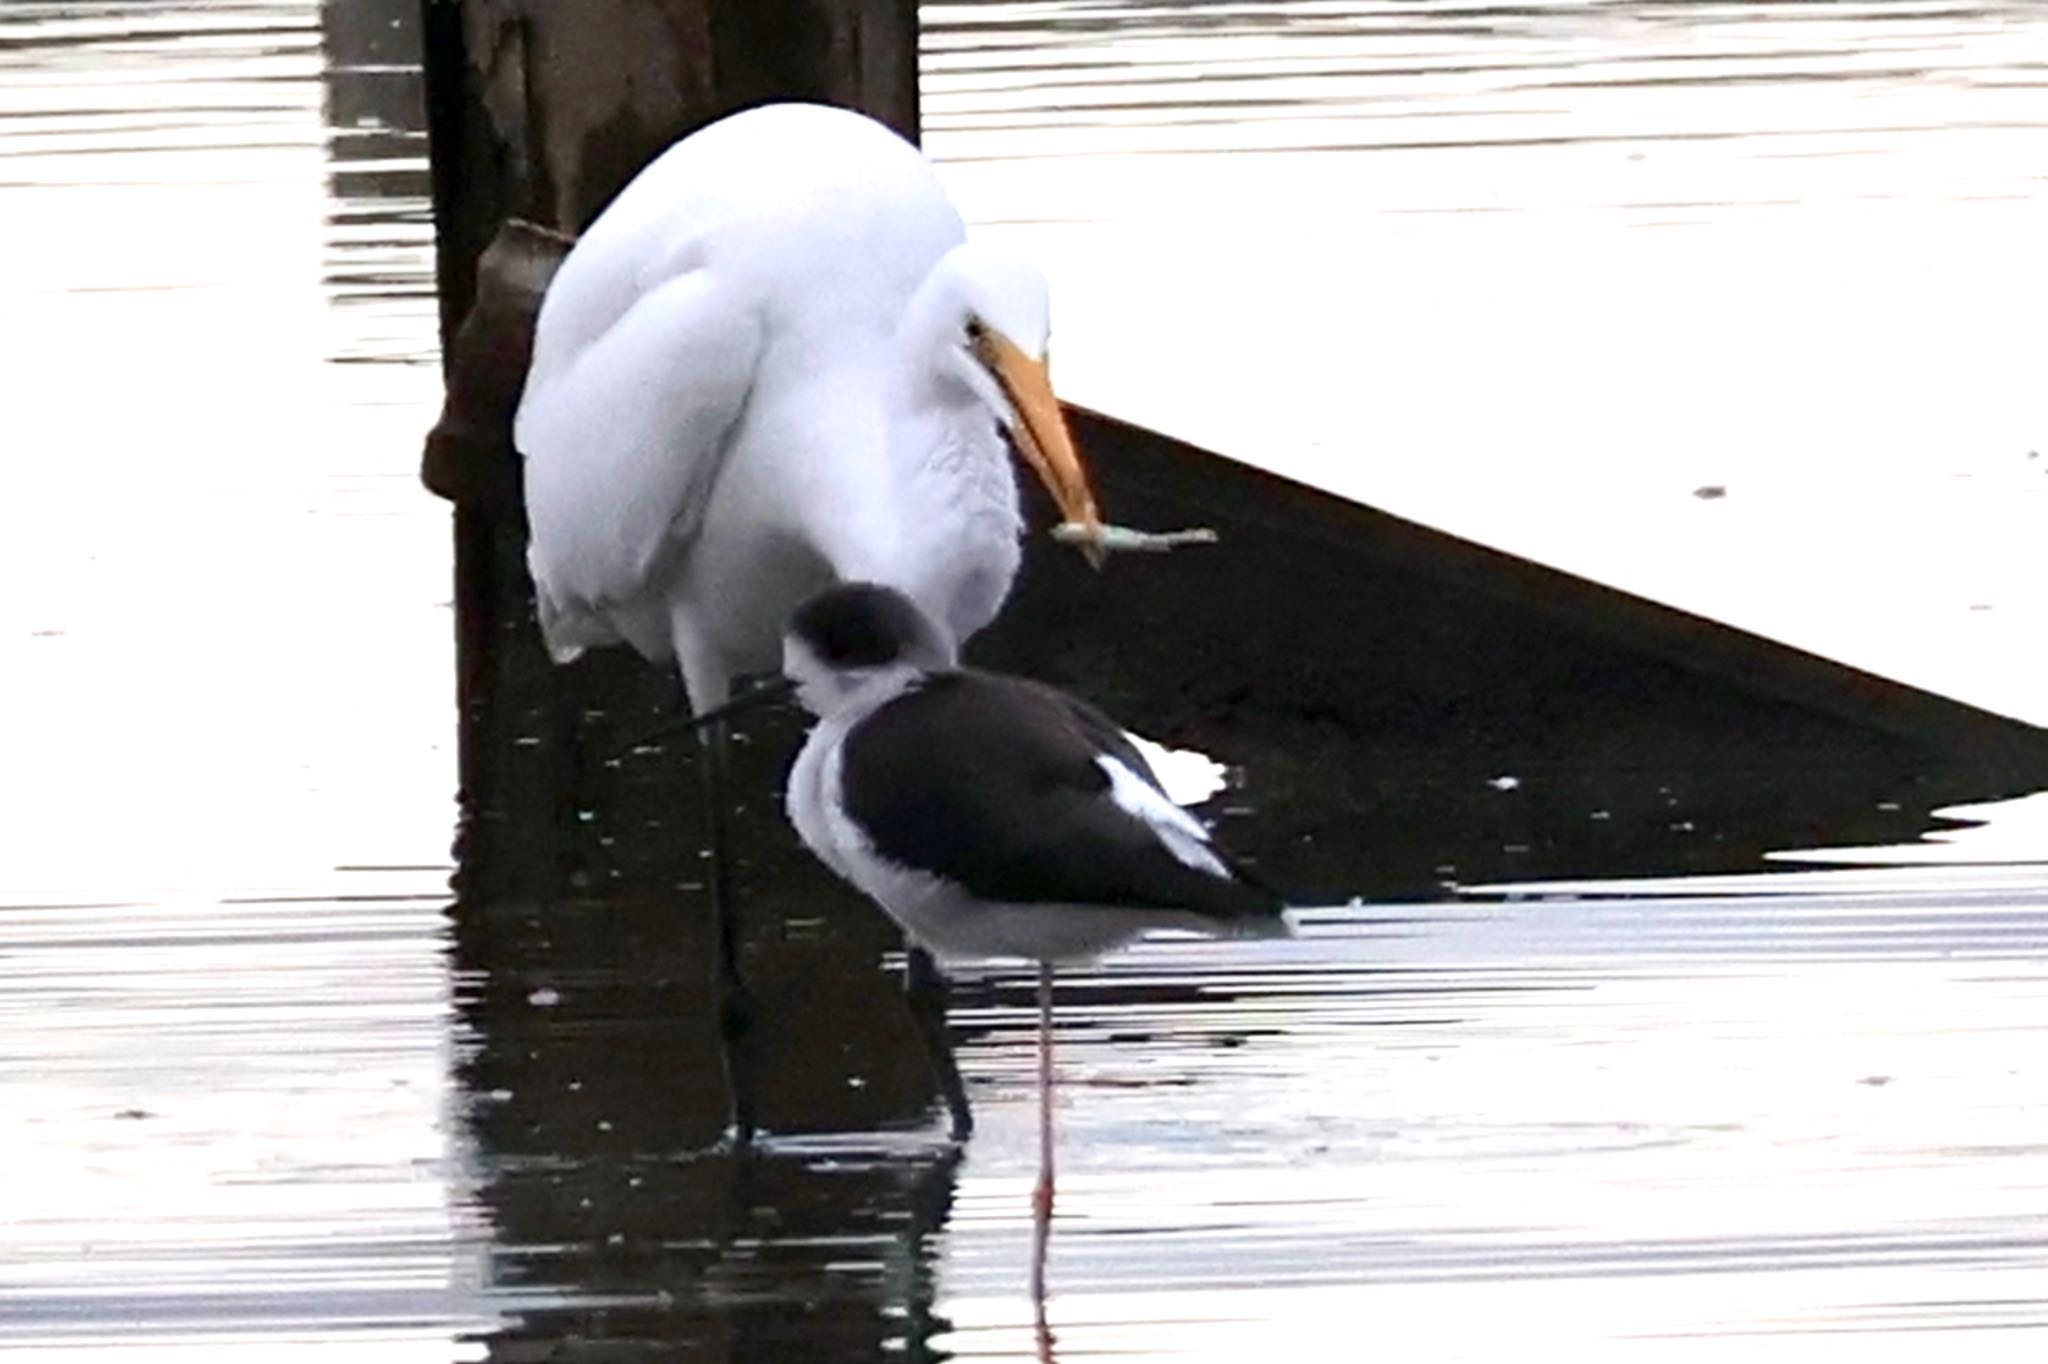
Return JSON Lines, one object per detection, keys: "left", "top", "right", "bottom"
{"left": 420, "top": 0, "right": 920, "bottom": 904}
{"left": 419, "top": 0, "right": 939, "bottom": 1150}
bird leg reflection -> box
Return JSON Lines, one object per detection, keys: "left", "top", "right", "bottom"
{"left": 701, "top": 714, "right": 757, "bottom": 1144}
{"left": 905, "top": 944, "right": 974, "bottom": 1140}
{"left": 1030, "top": 960, "right": 1057, "bottom": 1352}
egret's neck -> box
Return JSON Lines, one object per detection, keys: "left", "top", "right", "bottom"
{"left": 867, "top": 268, "right": 1031, "bottom": 641}
{"left": 885, "top": 388, "right": 1023, "bottom": 643}
{"left": 888, "top": 271, "right": 1018, "bottom": 520}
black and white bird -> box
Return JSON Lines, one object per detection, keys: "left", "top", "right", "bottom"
{"left": 778, "top": 583, "right": 1290, "bottom": 1314}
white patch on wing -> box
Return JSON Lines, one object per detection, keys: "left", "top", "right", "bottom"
{"left": 1123, "top": 731, "right": 1228, "bottom": 807}
{"left": 1097, "top": 755, "right": 1230, "bottom": 878}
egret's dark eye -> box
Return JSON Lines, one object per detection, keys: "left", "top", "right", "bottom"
{"left": 965, "top": 318, "right": 987, "bottom": 341}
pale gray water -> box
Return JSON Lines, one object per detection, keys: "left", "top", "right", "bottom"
{"left": 2, "top": 2, "right": 2044, "bottom": 1359}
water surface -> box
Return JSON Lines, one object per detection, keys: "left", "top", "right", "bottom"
{"left": 2, "top": 2, "right": 2044, "bottom": 1359}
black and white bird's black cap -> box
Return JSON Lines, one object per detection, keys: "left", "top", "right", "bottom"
{"left": 782, "top": 580, "right": 958, "bottom": 715}
{"left": 782, "top": 583, "right": 1291, "bottom": 964}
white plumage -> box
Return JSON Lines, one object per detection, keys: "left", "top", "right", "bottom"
{"left": 514, "top": 102, "right": 1103, "bottom": 711}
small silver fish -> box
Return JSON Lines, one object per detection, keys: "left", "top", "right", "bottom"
{"left": 1051, "top": 521, "right": 1220, "bottom": 554}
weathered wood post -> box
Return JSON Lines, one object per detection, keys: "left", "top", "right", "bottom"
{"left": 419, "top": 0, "right": 947, "bottom": 1146}
{"left": 421, "top": 0, "right": 917, "bottom": 895}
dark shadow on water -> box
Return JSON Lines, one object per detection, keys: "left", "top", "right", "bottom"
{"left": 975, "top": 410, "right": 2048, "bottom": 902}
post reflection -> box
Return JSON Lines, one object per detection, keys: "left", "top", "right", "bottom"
{"left": 446, "top": 880, "right": 970, "bottom": 1359}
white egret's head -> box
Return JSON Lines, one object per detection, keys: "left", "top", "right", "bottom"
{"left": 907, "top": 244, "right": 1106, "bottom": 563}
{"left": 783, "top": 582, "right": 957, "bottom": 717}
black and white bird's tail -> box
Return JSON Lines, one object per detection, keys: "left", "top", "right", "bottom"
{"left": 1077, "top": 711, "right": 1296, "bottom": 942}
{"left": 1183, "top": 861, "right": 1295, "bottom": 941}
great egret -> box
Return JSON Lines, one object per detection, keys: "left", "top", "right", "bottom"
{"left": 513, "top": 103, "right": 1110, "bottom": 1142}
{"left": 778, "top": 583, "right": 1289, "bottom": 1333}
{"left": 517, "top": 101, "right": 1104, "bottom": 700}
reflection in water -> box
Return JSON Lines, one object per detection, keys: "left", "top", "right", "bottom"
{"left": 0, "top": 890, "right": 470, "bottom": 1356}
{"left": 3, "top": 0, "right": 2045, "bottom": 1360}
{"left": 448, "top": 892, "right": 963, "bottom": 1361}
{"left": 934, "top": 874, "right": 2048, "bottom": 1359}
{"left": 0, "top": 1, "right": 462, "bottom": 1356}
{"left": 924, "top": 0, "right": 2046, "bottom": 160}
{"left": 319, "top": 0, "right": 435, "bottom": 365}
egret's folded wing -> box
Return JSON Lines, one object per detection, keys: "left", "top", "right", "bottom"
{"left": 516, "top": 266, "right": 762, "bottom": 657}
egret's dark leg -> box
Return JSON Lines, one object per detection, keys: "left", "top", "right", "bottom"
{"left": 701, "top": 714, "right": 756, "bottom": 1144}
{"left": 1028, "top": 960, "right": 1056, "bottom": 1349}
{"left": 905, "top": 943, "right": 973, "bottom": 1140}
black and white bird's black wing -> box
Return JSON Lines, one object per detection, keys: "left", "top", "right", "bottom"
{"left": 839, "top": 670, "right": 1284, "bottom": 923}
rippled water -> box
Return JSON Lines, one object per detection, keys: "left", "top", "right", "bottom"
{"left": 934, "top": 876, "right": 2048, "bottom": 1360}
{"left": 3, "top": 2, "right": 2045, "bottom": 1359}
